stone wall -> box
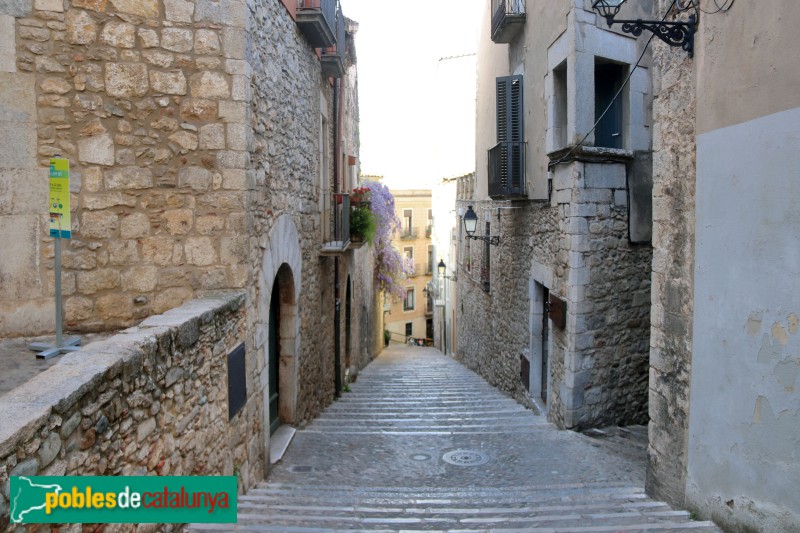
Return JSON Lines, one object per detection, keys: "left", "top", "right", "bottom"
{"left": 244, "top": 0, "right": 373, "bottom": 423}
{"left": 556, "top": 161, "right": 652, "bottom": 429}
{"left": 455, "top": 198, "right": 552, "bottom": 410}
{"left": 0, "top": 0, "right": 251, "bottom": 334}
{"left": 645, "top": 15, "right": 696, "bottom": 506}
{"left": 455, "top": 158, "right": 651, "bottom": 430}
{"left": 0, "top": 292, "right": 262, "bottom": 531}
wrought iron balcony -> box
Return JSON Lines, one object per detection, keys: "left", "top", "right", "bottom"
{"left": 297, "top": 0, "right": 336, "bottom": 49}
{"left": 491, "top": 0, "right": 526, "bottom": 43}
{"left": 321, "top": 192, "right": 350, "bottom": 255}
{"left": 321, "top": 2, "right": 346, "bottom": 78}
{"left": 489, "top": 141, "right": 526, "bottom": 198}
{"left": 399, "top": 228, "right": 418, "bottom": 240}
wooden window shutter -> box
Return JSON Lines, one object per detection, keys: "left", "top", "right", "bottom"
{"left": 495, "top": 75, "right": 524, "bottom": 191}
{"left": 496, "top": 75, "right": 523, "bottom": 143}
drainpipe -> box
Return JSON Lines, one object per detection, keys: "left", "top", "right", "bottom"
{"left": 333, "top": 77, "right": 342, "bottom": 397}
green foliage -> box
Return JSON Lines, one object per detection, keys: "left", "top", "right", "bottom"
{"left": 350, "top": 205, "right": 376, "bottom": 244}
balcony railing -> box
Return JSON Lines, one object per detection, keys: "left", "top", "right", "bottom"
{"left": 297, "top": 0, "right": 336, "bottom": 49}
{"left": 400, "top": 228, "right": 418, "bottom": 240}
{"left": 491, "top": 0, "right": 526, "bottom": 43}
{"left": 321, "top": 192, "right": 350, "bottom": 255}
{"left": 489, "top": 141, "right": 526, "bottom": 198}
{"left": 321, "top": 2, "right": 346, "bottom": 78}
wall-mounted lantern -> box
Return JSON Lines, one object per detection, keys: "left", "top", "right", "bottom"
{"left": 463, "top": 205, "right": 500, "bottom": 246}
{"left": 592, "top": 0, "right": 696, "bottom": 57}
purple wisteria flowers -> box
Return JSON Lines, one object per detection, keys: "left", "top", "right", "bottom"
{"left": 363, "top": 181, "right": 414, "bottom": 300}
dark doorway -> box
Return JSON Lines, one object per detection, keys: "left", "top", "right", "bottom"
{"left": 268, "top": 279, "right": 281, "bottom": 435}
{"left": 345, "top": 277, "right": 352, "bottom": 370}
{"left": 541, "top": 286, "right": 550, "bottom": 404}
{"left": 426, "top": 318, "right": 433, "bottom": 342}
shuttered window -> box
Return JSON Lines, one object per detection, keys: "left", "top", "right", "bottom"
{"left": 491, "top": 75, "right": 525, "bottom": 197}
{"left": 496, "top": 75, "right": 523, "bottom": 144}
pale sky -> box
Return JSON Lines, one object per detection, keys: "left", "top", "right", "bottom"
{"left": 339, "top": 0, "right": 483, "bottom": 189}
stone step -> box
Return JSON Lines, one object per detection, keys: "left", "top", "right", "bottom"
{"left": 308, "top": 415, "right": 546, "bottom": 425}
{"left": 203, "top": 510, "right": 719, "bottom": 532}
{"left": 245, "top": 482, "right": 650, "bottom": 501}
{"left": 237, "top": 497, "right": 672, "bottom": 515}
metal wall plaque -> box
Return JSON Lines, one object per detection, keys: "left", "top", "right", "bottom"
{"left": 548, "top": 293, "right": 567, "bottom": 329}
{"left": 227, "top": 343, "right": 247, "bottom": 420}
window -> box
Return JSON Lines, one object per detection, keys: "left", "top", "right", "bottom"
{"left": 595, "top": 59, "right": 627, "bottom": 149}
{"left": 491, "top": 75, "right": 525, "bottom": 197}
{"left": 427, "top": 245, "right": 434, "bottom": 274}
{"left": 404, "top": 287, "right": 415, "bottom": 311}
{"left": 553, "top": 61, "right": 568, "bottom": 150}
{"left": 319, "top": 114, "right": 329, "bottom": 213}
{"left": 403, "top": 209, "right": 413, "bottom": 236}
{"left": 405, "top": 322, "right": 413, "bottom": 337}
{"left": 426, "top": 209, "right": 433, "bottom": 237}
{"left": 403, "top": 246, "right": 413, "bottom": 260}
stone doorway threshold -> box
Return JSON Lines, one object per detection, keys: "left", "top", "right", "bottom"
{"left": 269, "top": 425, "right": 296, "bottom": 465}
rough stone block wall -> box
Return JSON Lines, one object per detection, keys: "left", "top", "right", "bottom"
{"left": 0, "top": 0, "right": 251, "bottom": 335}
{"left": 245, "top": 0, "right": 372, "bottom": 423}
{"left": 0, "top": 1, "right": 53, "bottom": 336}
{"left": 455, "top": 160, "right": 651, "bottom": 430}
{"left": 554, "top": 161, "right": 652, "bottom": 429}
{"left": 455, "top": 198, "right": 556, "bottom": 409}
{"left": 0, "top": 292, "right": 262, "bottom": 531}
{"left": 645, "top": 25, "right": 696, "bottom": 506}
{"left": 246, "top": 0, "right": 334, "bottom": 424}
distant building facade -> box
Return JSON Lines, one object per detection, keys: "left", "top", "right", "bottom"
{"left": 384, "top": 189, "right": 433, "bottom": 343}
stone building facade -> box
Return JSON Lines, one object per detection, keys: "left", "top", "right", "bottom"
{"left": 384, "top": 189, "right": 433, "bottom": 343}
{"left": 647, "top": 1, "right": 800, "bottom": 531}
{"left": 455, "top": 0, "right": 653, "bottom": 429}
{"left": 0, "top": 0, "right": 377, "bottom": 493}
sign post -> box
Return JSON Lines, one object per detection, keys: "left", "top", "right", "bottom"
{"left": 29, "top": 157, "right": 81, "bottom": 359}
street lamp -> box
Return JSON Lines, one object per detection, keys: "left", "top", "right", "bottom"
{"left": 462, "top": 205, "right": 500, "bottom": 246}
{"left": 591, "top": 0, "right": 696, "bottom": 57}
{"left": 438, "top": 259, "right": 446, "bottom": 278}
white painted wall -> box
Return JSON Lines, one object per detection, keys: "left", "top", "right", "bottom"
{"left": 687, "top": 106, "right": 800, "bottom": 530}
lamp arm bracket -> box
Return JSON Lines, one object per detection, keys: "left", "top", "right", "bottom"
{"left": 614, "top": 15, "right": 696, "bottom": 57}
{"left": 465, "top": 235, "right": 501, "bottom": 246}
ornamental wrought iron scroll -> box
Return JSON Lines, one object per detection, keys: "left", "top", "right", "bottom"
{"left": 619, "top": 14, "right": 696, "bottom": 57}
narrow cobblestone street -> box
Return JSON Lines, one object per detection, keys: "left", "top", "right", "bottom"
{"left": 192, "top": 345, "right": 720, "bottom": 532}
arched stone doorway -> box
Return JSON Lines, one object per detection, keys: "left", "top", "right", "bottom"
{"left": 260, "top": 215, "right": 302, "bottom": 447}
{"left": 268, "top": 264, "right": 297, "bottom": 435}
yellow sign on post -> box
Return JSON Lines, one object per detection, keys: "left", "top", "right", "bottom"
{"left": 49, "top": 157, "right": 71, "bottom": 239}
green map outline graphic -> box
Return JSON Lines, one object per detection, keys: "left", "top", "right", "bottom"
{"left": 10, "top": 477, "right": 63, "bottom": 523}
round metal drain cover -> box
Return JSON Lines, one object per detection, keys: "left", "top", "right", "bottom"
{"left": 442, "top": 450, "right": 490, "bottom": 467}
{"left": 410, "top": 453, "right": 431, "bottom": 461}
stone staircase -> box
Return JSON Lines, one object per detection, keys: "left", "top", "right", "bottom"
{"left": 190, "top": 347, "right": 720, "bottom": 532}
{"left": 190, "top": 482, "right": 719, "bottom": 531}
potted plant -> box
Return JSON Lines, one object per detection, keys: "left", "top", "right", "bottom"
{"left": 384, "top": 329, "right": 391, "bottom": 346}
{"left": 351, "top": 186, "right": 371, "bottom": 206}
{"left": 350, "top": 204, "right": 376, "bottom": 244}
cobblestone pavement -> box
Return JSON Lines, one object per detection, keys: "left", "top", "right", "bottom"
{"left": 191, "top": 345, "right": 720, "bottom": 532}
